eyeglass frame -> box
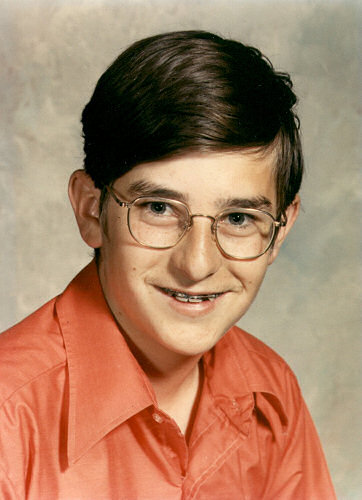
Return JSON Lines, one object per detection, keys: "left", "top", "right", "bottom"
{"left": 105, "top": 185, "right": 287, "bottom": 260}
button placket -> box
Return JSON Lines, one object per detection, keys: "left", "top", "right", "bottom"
{"left": 149, "top": 407, "right": 189, "bottom": 480}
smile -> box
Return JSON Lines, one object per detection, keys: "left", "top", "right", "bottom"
{"left": 162, "top": 288, "right": 223, "bottom": 303}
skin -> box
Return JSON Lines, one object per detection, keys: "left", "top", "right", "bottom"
{"left": 69, "top": 151, "right": 300, "bottom": 433}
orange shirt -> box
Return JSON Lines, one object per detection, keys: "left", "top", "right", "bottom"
{"left": 0, "top": 262, "right": 336, "bottom": 499}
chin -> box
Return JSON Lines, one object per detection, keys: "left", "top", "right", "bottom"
{"left": 160, "top": 328, "right": 228, "bottom": 358}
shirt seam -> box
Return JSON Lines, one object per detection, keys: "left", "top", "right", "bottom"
{"left": 0, "top": 361, "right": 66, "bottom": 409}
{"left": 188, "top": 433, "right": 242, "bottom": 499}
{"left": 189, "top": 412, "right": 220, "bottom": 451}
{"left": 0, "top": 458, "right": 21, "bottom": 499}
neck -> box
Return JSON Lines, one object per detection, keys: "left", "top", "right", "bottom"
{"left": 120, "top": 329, "right": 203, "bottom": 436}
{"left": 148, "top": 357, "right": 203, "bottom": 438}
{"left": 148, "top": 355, "right": 202, "bottom": 408}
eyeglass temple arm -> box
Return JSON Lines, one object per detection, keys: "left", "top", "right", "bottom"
{"left": 275, "top": 215, "right": 287, "bottom": 227}
{"left": 106, "top": 186, "right": 130, "bottom": 208}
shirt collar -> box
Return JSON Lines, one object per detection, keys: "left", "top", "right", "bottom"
{"left": 56, "top": 261, "right": 156, "bottom": 465}
{"left": 204, "top": 327, "right": 289, "bottom": 436}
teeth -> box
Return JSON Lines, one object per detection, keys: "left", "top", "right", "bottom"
{"left": 163, "top": 288, "right": 221, "bottom": 303}
{"left": 175, "top": 295, "right": 190, "bottom": 303}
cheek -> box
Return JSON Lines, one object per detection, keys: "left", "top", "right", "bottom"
{"left": 101, "top": 236, "right": 160, "bottom": 302}
{"left": 232, "top": 258, "right": 269, "bottom": 291}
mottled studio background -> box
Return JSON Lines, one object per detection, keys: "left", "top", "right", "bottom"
{"left": 0, "top": 0, "right": 360, "bottom": 498}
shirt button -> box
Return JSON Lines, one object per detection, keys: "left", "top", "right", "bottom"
{"left": 152, "top": 412, "right": 164, "bottom": 423}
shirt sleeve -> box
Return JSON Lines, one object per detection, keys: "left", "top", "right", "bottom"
{"left": 267, "top": 369, "right": 337, "bottom": 500}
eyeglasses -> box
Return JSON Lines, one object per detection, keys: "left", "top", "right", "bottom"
{"left": 106, "top": 186, "right": 286, "bottom": 260}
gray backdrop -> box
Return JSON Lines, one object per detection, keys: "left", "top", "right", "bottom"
{"left": 1, "top": 0, "right": 360, "bottom": 498}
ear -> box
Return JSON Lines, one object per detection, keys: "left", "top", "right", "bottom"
{"left": 68, "top": 170, "right": 103, "bottom": 248}
{"left": 267, "top": 195, "right": 301, "bottom": 265}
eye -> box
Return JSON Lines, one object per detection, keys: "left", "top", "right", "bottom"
{"left": 149, "top": 201, "right": 169, "bottom": 215}
{"left": 134, "top": 198, "right": 189, "bottom": 228}
{"left": 227, "top": 212, "right": 248, "bottom": 226}
{"left": 140, "top": 200, "right": 180, "bottom": 220}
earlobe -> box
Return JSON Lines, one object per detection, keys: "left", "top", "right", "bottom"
{"left": 267, "top": 195, "right": 301, "bottom": 265}
{"left": 68, "top": 170, "right": 103, "bottom": 248}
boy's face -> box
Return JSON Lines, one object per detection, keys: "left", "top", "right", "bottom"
{"left": 73, "top": 152, "right": 299, "bottom": 360}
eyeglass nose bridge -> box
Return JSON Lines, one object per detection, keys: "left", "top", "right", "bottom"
{"left": 186, "top": 213, "right": 218, "bottom": 237}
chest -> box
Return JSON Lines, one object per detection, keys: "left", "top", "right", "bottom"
{"left": 24, "top": 402, "right": 284, "bottom": 500}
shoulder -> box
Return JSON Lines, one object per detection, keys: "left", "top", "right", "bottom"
{"left": 0, "top": 298, "right": 66, "bottom": 407}
{"left": 225, "top": 326, "right": 302, "bottom": 407}
{"left": 217, "top": 329, "right": 336, "bottom": 498}
{"left": 227, "top": 325, "right": 295, "bottom": 371}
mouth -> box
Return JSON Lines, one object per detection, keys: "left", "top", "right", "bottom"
{"left": 161, "top": 287, "right": 224, "bottom": 303}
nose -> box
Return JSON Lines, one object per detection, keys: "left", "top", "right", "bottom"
{"left": 169, "top": 216, "right": 222, "bottom": 283}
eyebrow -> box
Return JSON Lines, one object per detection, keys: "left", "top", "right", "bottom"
{"left": 216, "top": 196, "right": 273, "bottom": 211}
{"left": 126, "top": 180, "right": 273, "bottom": 211}
{"left": 127, "top": 180, "right": 188, "bottom": 203}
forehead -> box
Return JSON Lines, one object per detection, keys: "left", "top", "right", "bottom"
{"left": 114, "top": 150, "right": 278, "bottom": 210}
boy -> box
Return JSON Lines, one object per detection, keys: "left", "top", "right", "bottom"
{"left": 0, "top": 31, "right": 335, "bottom": 499}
